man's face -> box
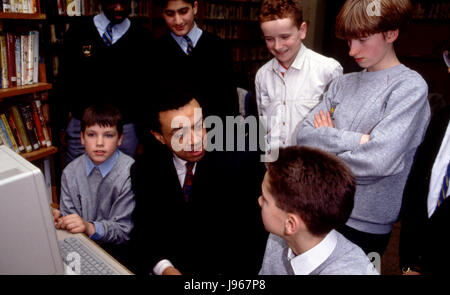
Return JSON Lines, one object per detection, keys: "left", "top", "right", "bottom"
{"left": 162, "top": 0, "right": 198, "bottom": 36}
{"left": 102, "top": 0, "right": 131, "bottom": 24}
{"left": 260, "top": 17, "right": 306, "bottom": 68}
{"left": 152, "top": 98, "right": 206, "bottom": 163}
{"left": 81, "top": 124, "right": 123, "bottom": 165}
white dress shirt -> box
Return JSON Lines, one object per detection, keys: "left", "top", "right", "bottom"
{"left": 427, "top": 122, "right": 450, "bottom": 217}
{"left": 93, "top": 12, "right": 131, "bottom": 45}
{"left": 153, "top": 154, "right": 198, "bottom": 275}
{"left": 255, "top": 44, "right": 342, "bottom": 151}
{"left": 287, "top": 230, "right": 338, "bottom": 275}
{"left": 170, "top": 22, "right": 203, "bottom": 54}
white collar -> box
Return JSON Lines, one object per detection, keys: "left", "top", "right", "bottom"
{"left": 287, "top": 230, "right": 338, "bottom": 275}
{"left": 172, "top": 153, "right": 197, "bottom": 174}
{"left": 272, "top": 43, "right": 307, "bottom": 73}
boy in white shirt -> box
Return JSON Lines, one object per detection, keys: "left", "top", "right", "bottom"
{"left": 255, "top": 0, "right": 342, "bottom": 154}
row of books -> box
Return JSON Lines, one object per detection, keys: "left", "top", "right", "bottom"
{"left": 0, "top": 94, "right": 52, "bottom": 153}
{"left": 0, "top": 30, "right": 39, "bottom": 89}
{"left": 411, "top": 2, "right": 450, "bottom": 20}
{"left": 204, "top": 2, "right": 260, "bottom": 21}
{"left": 55, "top": 0, "right": 150, "bottom": 17}
{"left": 0, "top": 0, "right": 39, "bottom": 13}
{"left": 203, "top": 22, "right": 261, "bottom": 40}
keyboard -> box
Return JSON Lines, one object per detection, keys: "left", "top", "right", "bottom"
{"left": 58, "top": 237, "right": 120, "bottom": 275}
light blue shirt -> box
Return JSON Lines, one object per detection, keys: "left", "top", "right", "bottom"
{"left": 170, "top": 22, "right": 203, "bottom": 54}
{"left": 84, "top": 149, "right": 121, "bottom": 240}
{"left": 93, "top": 12, "right": 130, "bottom": 45}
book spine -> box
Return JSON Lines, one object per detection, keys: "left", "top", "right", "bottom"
{"left": 33, "top": 99, "right": 51, "bottom": 147}
{"left": 21, "top": 34, "right": 28, "bottom": 85}
{"left": 0, "top": 113, "right": 20, "bottom": 152}
{"left": 10, "top": 105, "right": 32, "bottom": 152}
{"left": 14, "top": 35, "right": 22, "bottom": 86}
{"left": 2, "top": 1, "right": 11, "bottom": 13}
{"left": 31, "top": 99, "right": 46, "bottom": 146}
{"left": 0, "top": 116, "right": 14, "bottom": 150}
{"left": 5, "top": 108, "right": 25, "bottom": 152}
{"left": 18, "top": 103, "right": 40, "bottom": 150}
{"left": 0, "top": 121, "right": 9, "bottom": 146}
{"left": 0, "top": 34, "right": 9, "bottom": 89}
{"left": 32, "top": 30, "right": 39, "bottom": 83}
{"left": 27, "top": 32, "right": 34, "bottom": 85}
{"left": 40, "top": 93, "right": 52, "bottom": 140}
{"left": 6, "top": 33, "right": 17, "bottom": 88}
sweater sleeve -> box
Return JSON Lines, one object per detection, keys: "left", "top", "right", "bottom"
{"left": 298, "top": 75, "right": 430, "bottom": 185}
{"left": 97, "top": 171, "right": 136, "bottom": 245}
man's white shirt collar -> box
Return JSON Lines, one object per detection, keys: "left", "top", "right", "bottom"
{"left": 287, "top": 230, "right": 338, "bottom": 275}
{"left": 173, "top": 153, "right": 197, "bottom": 186}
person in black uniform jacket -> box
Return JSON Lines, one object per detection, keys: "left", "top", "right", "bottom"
{"left": 399, "top": 104, "right": 450, "bottom": 275}
{"left": 153, "top": 0, "right": 239, "bottom": 120}
{"left": 128, "top": 86, "right": 266, "bottom": 275}
{"left": 54, "top": 0, "right": 153, "bottom": 164}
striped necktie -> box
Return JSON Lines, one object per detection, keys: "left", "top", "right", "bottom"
{"left": 102, "top": 23, "right": 114, "bottom": 46}
{"left": 184, "top": 35, "right": 193, "bottom": 55}
{"left": 183, "top": 162, "right": 195, "bottom": 202}
{"left": 436, "top": 161, "right": 450, "bottom": 209}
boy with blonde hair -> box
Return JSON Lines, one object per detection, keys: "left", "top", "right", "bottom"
{"left": 297, "top": 0, "right": 430, "bottom": 255}
{"left": 255, "top": 0, "right": 342, "bottom": 153}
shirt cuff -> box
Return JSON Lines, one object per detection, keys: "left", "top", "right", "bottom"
{"left": 89, "top": 221, "right": 104, "bottom": 241}
{"left": 153, "top": 259, "right": 174, "bottom": 275}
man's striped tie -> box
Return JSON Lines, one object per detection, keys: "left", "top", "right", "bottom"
{"left": 436, "top": 161, "right": 450, "bottom": 209}
{"left": 183, "top": 162, "right": 195, "bottom": 202}
{"left": 102, "top": 23, "right": 113, "bottom": 46}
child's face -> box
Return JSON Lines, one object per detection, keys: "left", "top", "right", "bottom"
{"left": 347, "top": 31, "right": 397, "bottom": 72}
{"left": 81, "top": 124, "right": 123, "bottom": 165}
{"left": 260, "top": 17, "right": 306, "bottom": 68}
{"left": 163, "top": 0, "right": 198, "bottom": 36}
{"left": 258, "top": 172, "right": 288, "bottom": 236}
{"left": 102, "top": 0, "right": 131, "bottom": 24}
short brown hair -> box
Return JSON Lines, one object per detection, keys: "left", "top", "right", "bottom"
{"left": 336, "top": 0, "right": 412, "bottom": 39}
{"left": 259, "top": 0, "right": 303, "bottom": 27}
{"left": 266, "top": 146, "right": 355, "bottom": 236}
{"left": 81, "top": 104, "right": 123, "bottom": 136}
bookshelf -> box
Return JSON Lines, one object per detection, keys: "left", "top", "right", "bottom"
{"left": 0, "top": 6, "right": 58, "bottom": 203}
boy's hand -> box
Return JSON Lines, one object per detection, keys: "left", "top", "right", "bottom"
{"left": 58, "top": 214, "right": 96, "bottom": 236}
{"left": 52, "top": 208, "right": 62, "bottom": 228}
{"left": 314, "top": 110, "right": 334, "bottom": 128}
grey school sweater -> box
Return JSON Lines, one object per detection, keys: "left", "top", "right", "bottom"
{"left": 297, "top": 64, "right": 430, "bottom": 234}
{"left": 259, "top": 232, "right": 378, "bottom": 275}
{"left": 59, "top": 152, "right": 135, "bottom": 245}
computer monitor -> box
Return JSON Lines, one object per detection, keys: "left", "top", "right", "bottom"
{"left": 0, "top": 145, "right": 64, "bottom": 275}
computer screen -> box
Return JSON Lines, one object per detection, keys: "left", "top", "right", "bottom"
{"left": 0, "top": 145, "right": 64, "bottom": 274}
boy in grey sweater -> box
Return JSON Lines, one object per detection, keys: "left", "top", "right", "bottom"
{"left": 52, "top": 104, "right": 135, "bottom": 245}
{"left": 258, "top": 146, "right": 378, "bottom": 275}
{"left": 297, "top": 0, "right": 430, "bottom": 255}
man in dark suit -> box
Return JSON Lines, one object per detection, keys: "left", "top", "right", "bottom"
{"left": 399, "top": 104, "right": 450, "bottom": 275}
{"left": 128, "top": 87, "right": 266, "bottom": 275}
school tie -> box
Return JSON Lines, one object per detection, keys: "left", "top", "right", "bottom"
{"left": 183, "top": 162, "right": 195, "bottom": 201}
{"left": 184, "top": 35, "right": 193, "bottom": 55}
{"left": 436, "top": 161, "right": 450, "bottom": 209}
{"left": 102, "top": 23, "right": 113, "bottom": 46}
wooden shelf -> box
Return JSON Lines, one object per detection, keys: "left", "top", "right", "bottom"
{"left": 0, "top": 13, "right": 46, "bottom": 20}
{"left": 0, "top": 83, "right": 52, "bottom": 101}
{"left": 22, "top": 146, "right": 58, "bottom": 162}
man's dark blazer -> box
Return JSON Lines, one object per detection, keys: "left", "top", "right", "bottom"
{"left": 128, "top": 141, "right": 267, "bottom": 275}
{"left": 399, "top": 105, "right": 450, "bottom": 275}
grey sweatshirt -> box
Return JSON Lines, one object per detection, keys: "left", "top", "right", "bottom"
{"left": 297, "top": 64, "right": 430, "bottom": 234}
{"left": 60, "top": 152, "right": 135, "bottom": 245}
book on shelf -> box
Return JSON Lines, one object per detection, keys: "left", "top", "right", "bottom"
{"left": 0, "top": 112, "right": 20, "bottom": 152}
{"left": 32, "top": 98, "right": 51, "bottom": 147}
{"left": 10, "top": 104, "right": 32, "bottom": 152}
{"left": 0, "top": 29, "right": 39, "bottom": 89}
{"left": 1, "top": 0, "right": 39, "bottom": 13}
{"left": 0, "top": 113, "right": 17, "bottom": 151}
{"left": 18, "top": 102, "right": 40, "bottom": 150}
{"left": 4, "top": 107, "right": 25, "bottom": 151}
